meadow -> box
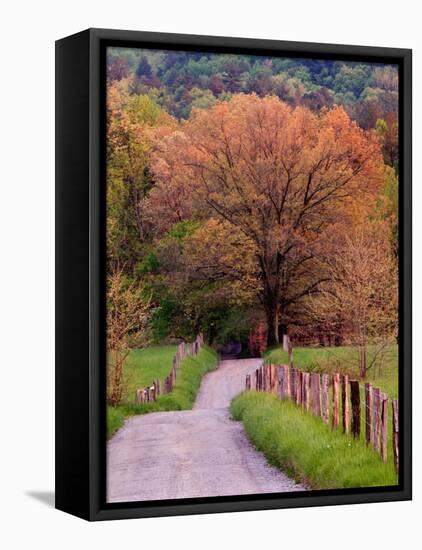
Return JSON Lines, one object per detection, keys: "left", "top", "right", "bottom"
{"left": 107, "top": 345, "right": 218, "bottom": 438}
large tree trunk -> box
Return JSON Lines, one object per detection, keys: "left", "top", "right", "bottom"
{"left": 207, "top": 323, "right": 217, "bottom": 346}
{"left": 265, "top": 302, "right": 280, "bottom": 347}
{"left": 278, "top": 321, "right": 288, "bottom": 340}
{"left": 259, "top": 252, "right": 282, "bottom": 347}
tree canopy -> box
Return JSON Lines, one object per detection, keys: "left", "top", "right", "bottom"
{"left": 105, "top": 49, "right": 398, "bottom": 357}
{"left": 148, "top": 95, "right": 385, "bottom": 345}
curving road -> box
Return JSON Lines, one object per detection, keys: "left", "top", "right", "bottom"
{"left": 107, "top": 358, "right": 305, "bottom": 502}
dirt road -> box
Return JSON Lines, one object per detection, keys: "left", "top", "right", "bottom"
{"left": 107, "top": 358, "right": 305, "bottom": 502}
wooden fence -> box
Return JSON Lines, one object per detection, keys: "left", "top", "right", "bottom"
{"left": 135, "top": 333, "right": 204, "bottom": 403}
{"left": 246, "top": 362, "right": 399, "bottom": 472}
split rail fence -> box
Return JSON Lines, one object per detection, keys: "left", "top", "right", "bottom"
{"left": 245, "top": 356, "right": 399, "bottom": 473}
{"left": 135, "top": 333, "right": 204, "bottom": 404}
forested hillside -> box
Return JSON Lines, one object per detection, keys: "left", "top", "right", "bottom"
{"left": 108, "top": 48, "right": 398, "bottom": 149}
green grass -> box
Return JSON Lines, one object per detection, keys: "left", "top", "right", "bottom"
{"left": 121, "top": 346, "right": 178, "bottom": 403}
{"left": 107, "top": 345, "right": 218, "bottom": 439}
{"left": 107, "top": 406, "right": 127, "bottom": 439}
{"left": 231, "top": 391, "right": 398, "bottom": 490}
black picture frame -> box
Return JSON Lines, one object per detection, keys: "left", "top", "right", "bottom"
{"left": 55, "top": 28, "right": 412, "bottom": 521}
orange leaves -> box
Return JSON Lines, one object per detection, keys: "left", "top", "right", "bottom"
{"left": 149, "top": 91, "right": 387, "bottom": 266}
{"left": 150, "top": 95, "right": 387, "bottom": 243}
{"left": 146, "top": 94, "right": 388, "bottom": 344}
{"left": 145, "top": 130, "right": 196, "bottom": 235}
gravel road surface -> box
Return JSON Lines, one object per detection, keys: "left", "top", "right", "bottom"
{"left": 107, "top": 358, "right": 305, "bottom": 502}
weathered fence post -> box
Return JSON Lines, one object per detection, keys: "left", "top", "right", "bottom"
{"left": 380, "top": 393, "right": 388, "bottom": 463}
{"left": 294, "top": 369, "right": 300, "bottom": 404}
{"left": 332, "top": 373, "right": 340, "bottom": 429}
{"left": 272, "top": 366, "right": 279, "bottom": 394}
{"left": 279, "top": 365, "right": 290, "bottom": 400}
{"left": 341, "top": 374, "right": 350, "bottom": 434}
{"left": 258, "top": 366, "right": 263, "bottom": 391}
{"left": 296, "top": 370, "right": 302, "bottom": 405}
{"left": 245, "top": 374, "right": 251, "bottom": 390}
{"left": 350, "top": 380, "right": 361, "bottom": 439}
{"left": 365, "top": 383, "right": 373, "bottom": 446}
{"left": 302, "top": 372, "right": 310, "bottom": 411}
{"left": 284, "top": 365, "right": 291, "bottom": 399}
{"left": 278, "top": 366, "right": 285, "bottom": 399}
{"left": 266, "top": 365, "right": 271, "bottom": 392}
{"left": 310, "top": 373, "right": 321, "bottom": 416}
{"left": 255, "top": 369, "right": 259, "bottom": 391}
{"left": 373, "top": 387, "right": 381, "bottom": 451}
{"left": 283, "top": 335, "right": 293, "bottom": 368}
{"left": 270, "top": 365, "right": 276, "bottom": 393}
{"left": 392, "top": 399, "right": 399, "bottom": 473}
{"left": 291, "top": 369, "right": 297, "bottom": 402}
{"left": 321, "top": 374, "right": 329, "bottom": 424}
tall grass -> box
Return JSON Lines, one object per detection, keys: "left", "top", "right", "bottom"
{"left": 231, "top": 391, "right": 398, "bottom": 490}
{"left": 107, "top": 346, "right": 218, "bottom": 439}
{"left": 264, "top": 344, "right": 399, "bottom": 469}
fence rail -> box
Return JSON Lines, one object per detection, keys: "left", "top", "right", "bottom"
{"left": 135, "top": 334, "right": 204, "bottom": 404}
{"left": 246, "top": 361, "right": 398, "bottom": 472}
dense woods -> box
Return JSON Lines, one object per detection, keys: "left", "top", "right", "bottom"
{"left": 106, "top": 47, "right": 398, "bottom": 401}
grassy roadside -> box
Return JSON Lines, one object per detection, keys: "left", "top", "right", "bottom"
{"left": 107, "top": 346, "right": 218, "bottom": 439}
{"left": 231, "top": 391, "right": 398, "bottom": 490}
{"left": 264, "top": 344, "right": 398, "bottom": 467}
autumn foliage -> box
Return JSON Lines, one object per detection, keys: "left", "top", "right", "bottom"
{"left": 149, "top": 95, "right": 385, "bottom": 345}
{"left": 106, "top": 53, "right": 398, "bottom": 387}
